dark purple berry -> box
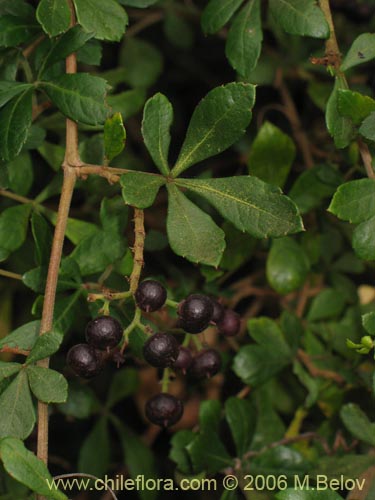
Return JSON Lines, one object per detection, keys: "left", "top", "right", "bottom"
{"left": 135, "top": 280, "right": 167, "bottom": 312}
{"left": 143, "top": 332, "right": 179, "bottom": 368}
{"left": 217, "top": 309, "right": 241, "bottom": 337}
{"left": 178, "top": 294, "right": 214, "bottom": 333}
{"left": 145, "top": 393, "right": 184, "bottom": 427}
{"left": 172, "top": 346, "right": 193, "bottom": 373}
{"left": 211, "top": 300, "right": 225, "bottom": 324}
{"left": 190, "top": 349, "right": 221, "bottom": 379}
{"left": 66, "top": 344, "right": 103, "bottom": 378}
{"left": 85, "top": 315, "right": 123, "bottom": 350}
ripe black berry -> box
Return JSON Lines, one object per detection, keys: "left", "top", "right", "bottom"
{"left": 217, "top": 309, "right": 241, "bottom": 337}
{"left": 135, "top": 280, "right": 167, "bottom": 312}
{"left": 66, "top": 344, "right": 103, "bottom": 378}
{"left": 211, "top": 300, "right": 225, "bottom": 324}
{"left": 85, "top": 315, "right": 123, "bottom": 350}
{"left": 178, "top": 294, "right": 214, "bottom": 333}
{"left": 172, "top": 346, "right": 193, "bottom": 373}
{"left": 143, "top": 332, "right": 179, "bottom": 367}
{"left": 145, "top": 393, "right": 183, "bottom": 427}
{"left": 190, "top": 349, "right": 221, "bottom": 379}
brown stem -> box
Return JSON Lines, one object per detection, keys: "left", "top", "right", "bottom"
{"left": 318, "top": 0, "right": 341, "bottom": 70}
{"left": 297, "top": 348, "right": 345, "bottom": 385}
{"left": 358, "top": 138, "right": 375, "bottom": 179}
{"left": 126, "top": 11, "right": 164, "bottom": 37}
{"left": 0, "top": 189, "right": 36, "bottom": 206}
{"left": 0, "top": 269, "right": 22, "bottom": 280}
{"left": 274, "top": 68, "right": 314, "bottom": 169}
{"left": 36, "top": 2, "right": 79, "bottom": 496}
{"left": 129, "top": 209, "right": 145, "bottom": 294}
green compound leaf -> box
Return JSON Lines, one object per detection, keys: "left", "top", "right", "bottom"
{"left": 326, "top": 77, "right": 355, "bottom": 149}
{"left": 266, "top": 237, "right": 310, "bottom": 295}
{"left": 104, "top": 112, "right": 126, "bottom": 162}
{"left": 0, "top": 89, "right": 33, "bottom": 161}
{"left": 142, "top": 93, "right": 173, "bottom": 175}
{"left": 0, "top": 15, "right": 40, "bottom": 47}
{"left": 233, "top": 317, "right": 292, "bottom": 387}
{"left": 352, "top": 215, "right": 375, "bottom": 260}
{"left": 38, "top": 26, "right": 95, "bottom": 77}
{"left": 307, "top": 288, "right": 346, "bottom": 321}
{"left": 78, "top": 417, "right": 110, "bottom": 478}
{"left": 36, "top": 0, "right": 70, "bottom": 37}
{"left": 0, "top": 320, "right": 40, "bottom": 351}
{"left": 175, "top": 176, "right": 304, "bottom": 238}
{"left": 171, "top": 83, "right": 255, "bottom": 177}
{"left": 328, "top": 179, "right": 375, "bottom": 224}
{"left": 248, "top": 121, "right": 295, "bottom": 188}
{"left": 121, "top": 172, "right": 165, "bottom": 209}
{"left": 27, "top": 365, "right": 68, "bottom": 403}
{"left": 269, "top": 0, "right": 329, "bottom": 39}
{"left": 119, "top": 38, "right": 163, "bottom": 89}
{"left": 0, "top": 204, "right": 32, "bottom": 256}
{"left": 340, "top": 403, "right": 375, "bottom": 446}
{"left": 166, "top": 184, "right": 225, "bottom": 267}
{"left": 0, "top": 437, "right": 67, "bottom": 500}
{"left": 73, "top": 0, "right": 128, "bottom": 42}
{"left": 225, "top": 397, "right": 256, "bottom": 456}
{"left": 0, "top": 361, "right": 21, "bottom": 382}
{"left": 201, "top": 0, "right": 243, "bottom": 34}
{"left": 40, "top": 74, "right": 109, "bottom": 125}
{"left": 26, "top": 329, "right": 64, "bottom": 365}
{"left": 289, "top": 164, "right": 343, "bottom": 214}
{"left": 341, "top": 33, "right": 375, "bottom": 71}
{"left": 0, "top": 370, "right": 35, "bottom": 439}
{"left": 0, "top": 81, "right": 33, "bottom": 108}
{"left": 226, "top": 0, "right": 263, "bottom": 78}
{"left": 359, "top": 111, "right": 375, "bottom": 142}
{"left": 187, "top": 429, "right": 232, "bottom": 474}
{"left": 362, "top": 312, "right": 375, "bottom": 335}
{"left": 337, "top": 89, "right": 375, "bottom": 126}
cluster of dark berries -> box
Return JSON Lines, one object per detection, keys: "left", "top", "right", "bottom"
{"left": 136, "top": 282, "right": 241, "bottom": 428}
{"left": 67, "top": 316, "right": 123, "bottom": 378}
{"left": 66, "top": 280, "right": 241, "bottom": 429}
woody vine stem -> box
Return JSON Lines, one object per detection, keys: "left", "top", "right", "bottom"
{"left": 35, "top": 4, "right": 146, "bottom": 495}
{"left": 36, "top": 2, "right": 79, "bottom": 498}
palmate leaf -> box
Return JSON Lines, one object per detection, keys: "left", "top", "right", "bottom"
{"left": 0, "top": 438, "right": 67, "bottom": 500}
{"left": 174, "top": 176, "right": 304, "bottom": 238}
{"left": 201, "top": 0, "right": 244, "bottom": 35}
{"left": 73, "top": 0, "right": 128, "bottom": 42}
{"left": 141, "top": 93, "right": 173, "bottom": 175}
{"left": 40, "top": 74, "right": 109, "bottom": 125}
{"left": 166, "top": 184, "right": 225, "bottom": 267}
{"left": 0, "top": 371, "right": 35, "bottom": 439}
{"left": 121, "top": 172, "right": 165, "bottom": 209}
{"left": 0, "top": 89, "right": 33, "bottom": 161}
{"left": 171, "top": 83, "right": 255, "bottom": 177}
{"left": 226, "top": 0, "right": 263, "bottom": 78}
{"left": 36, "top": 0, "right": 70, "bottom": 37}
{"left": 269, "top": 0, "right": 329, "bottom": 39}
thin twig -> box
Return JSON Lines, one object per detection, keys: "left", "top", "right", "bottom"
{"left": 126, "top": 11, "right": 164, "bottom": 37}
{"left": 0, "top": 269, "right": 22, "bottom": 280}
{"left": 129, "top": 208, "right": 145, "bottom": 294}
{"left": 358, "top": 138, "right": 375, "bottom": 179}
{"left": 297, "top": 348, "right": 345, "bottom": 385}
{"left": 318, "top": 0, "right": 342, "bottom": 70}
{"left": 274, "top": 68, "right": 314, "bottom": 168}
{"left": 36, "top": 1, "right": 79, "bottom": 495}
